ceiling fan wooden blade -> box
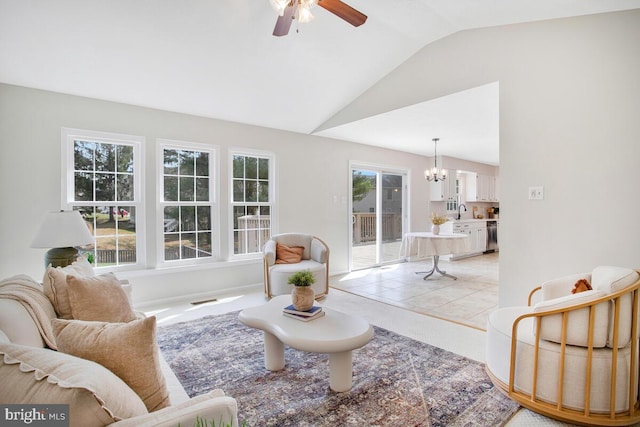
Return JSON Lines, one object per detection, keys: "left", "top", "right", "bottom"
{"left": 273, "top": 3, "right": 296, "bottom": 37}
{"left": 318, "top": 0, "right": 367, "bottom": 27}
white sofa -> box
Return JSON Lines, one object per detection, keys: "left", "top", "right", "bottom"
{"left": 0, "top": 261, "right": 238, "bottom": 427}
{"left": 486, "top": 265, "right": 640, "bottom": 426}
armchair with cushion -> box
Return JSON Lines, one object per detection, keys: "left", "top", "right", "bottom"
{"left": 263, "top": 233, "right": 330, "bottom": 299}
{"left": 486, "top": 265, "right": 640, "bottom": 426}
{"left": 0, "top": 257, "right": 238, "bottom": 427}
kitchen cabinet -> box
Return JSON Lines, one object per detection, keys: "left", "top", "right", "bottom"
{"left": 466, "top": 173, "right": 499, "bottom": 202}
{"left": 475, "top": 226, "right": 488, "bottom": 252}
{"left": 429, "top": 177, "right": 455, "bottom": 201}
{"left": 429, "top": 177, "right": 458, "bottom": 211}
{"left": 452, "top": 220, "right": 487, "bottom": 259}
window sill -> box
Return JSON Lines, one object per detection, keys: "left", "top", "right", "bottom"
{"left": 115, "top": 257, "right": 262, "bottom": 279}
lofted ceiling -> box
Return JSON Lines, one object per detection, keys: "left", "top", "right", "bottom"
{"left": 2, "top": 0, "right": 639, "bottom": 166}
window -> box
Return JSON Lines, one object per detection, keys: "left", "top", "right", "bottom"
{"left": 62, "top": 128, "right": 144, "bottom": 269}
{"left": 159, "top": 140, "right": 217, "bottom": 263}
{"left": 230, "top": 150, "right": 274, "bottom": 257}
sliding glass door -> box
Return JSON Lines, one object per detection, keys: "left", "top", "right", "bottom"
{"left": 350, "top": 165, "right": 407, "bottom": 270}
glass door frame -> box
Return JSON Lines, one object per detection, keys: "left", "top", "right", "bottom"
{"left": 349, "top": 161, "right": 410, "bottom": 271}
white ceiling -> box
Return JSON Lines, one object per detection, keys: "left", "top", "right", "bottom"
{"left": 316, "top": 82, "right": 500, "bottom": 165}
{"left": 2, "top": 0, "right": 639, "bottom": 166}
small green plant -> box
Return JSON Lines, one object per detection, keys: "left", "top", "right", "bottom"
{"left": 287, "top": 270, "right": 315, "bottom": 287}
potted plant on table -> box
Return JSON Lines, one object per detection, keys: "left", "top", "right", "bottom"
{"left": 288, "top": 270, "right": 315, "bottom": 311}
{"left": 430, "top": 212, "right": 448, "bottom": 235}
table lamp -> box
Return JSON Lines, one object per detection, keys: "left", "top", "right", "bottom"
{"left": 31, "top": 210, "right": 94, "bottom": 268}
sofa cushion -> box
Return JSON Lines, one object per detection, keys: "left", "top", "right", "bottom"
{"left": 66, "top": 273, "right": 136, "bottom": 323}
{"left": 275, "top": 243, "right": 304, "bottom": 264}
{"left": 533, "top": 290, "right": 609, "bottom": 347}
{"left": 111, "top": 390, "right": 238, "bottom": 427}
{"left": 0, "top": 342, "right": 148, "bottom": 427}
{"left": 591, "top": 266, "right": 640, "bottom": 348}
{"left": 540, "top": 273, "right": 591, "bottom": 302}
{"left": 52, "top": 316, "right": 170, "bottom": 412}
{"left": 268, "top": 260, "right": 327, "bottom": 296}
{"left": 591, "top": 266, "right": 639, "bottom": 293}
{"left": 43, "top": 257, "right": 95, "bottom": 319}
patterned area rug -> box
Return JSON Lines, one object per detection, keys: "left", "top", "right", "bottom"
{"left": 157, "top": 311, "right": 519, "bottom": 427}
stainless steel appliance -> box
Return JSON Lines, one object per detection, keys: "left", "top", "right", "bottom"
{"left": 486, "top": 220, "right": 498, "bottom": 252}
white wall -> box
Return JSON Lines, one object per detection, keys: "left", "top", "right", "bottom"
{"left": 0, "top": 84, "right": 431, "bottom": 306}
{"left": 322, "top": 10, "right": 640, "bottom": 306}
{"left": 4, "top": 10, "right": 639, "bottom": 309}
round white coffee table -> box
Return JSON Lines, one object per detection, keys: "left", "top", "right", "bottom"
{"left": 238, "top": 295, "right": 374, "bottom": 392}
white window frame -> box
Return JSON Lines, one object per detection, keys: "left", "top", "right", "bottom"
{"left": 228, "top": 148, "right": 276, "bottom": 260}
{"left": 61, "top": 127, "right": 145, "bottom": 271}
{"left": 156, "top": 139, "right": 220, "bottom": 266}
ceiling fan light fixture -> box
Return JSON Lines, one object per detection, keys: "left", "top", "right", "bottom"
{"left": 269, "top": 0, "right": 290, "bottom": 16}
{"left": 298, "top": 3, "right": 315, "bottom": 23}
{"left": 271, "top": 0, "right": 366, "bottom": 37}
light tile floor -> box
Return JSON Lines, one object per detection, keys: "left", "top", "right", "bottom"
{"left": 333, "top": 252, "right": 499, "bottom": 330}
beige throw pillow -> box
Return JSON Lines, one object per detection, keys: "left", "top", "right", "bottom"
{"left": 43, "top": 256, "right": 94, "bottom": 319}
{"left": 0, "top": 342, "right": 148, "bottom": 427}
{"left": 66, "top": 273, "right": 136, "bottom": 323}
{"left": 52, "top": 316, "right": 170, "bottom": 412}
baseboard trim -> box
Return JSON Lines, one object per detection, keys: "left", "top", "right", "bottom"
{"left": 133, "top": 283, "right": 263, "bottom": 310}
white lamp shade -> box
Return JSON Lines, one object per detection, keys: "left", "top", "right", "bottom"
{"left": 31, "top": 211, "right": 94, "bottom": 248}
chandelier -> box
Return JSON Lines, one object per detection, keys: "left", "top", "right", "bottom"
{"left": 424, "top": 138, "right": 447, "bottom": 182}
{"left": 270, "top": 0, "right": 317, "bottom": 24}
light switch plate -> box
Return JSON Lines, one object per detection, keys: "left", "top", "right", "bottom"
{"left": 529, "top": 186, "right": 544, "bottom": 200}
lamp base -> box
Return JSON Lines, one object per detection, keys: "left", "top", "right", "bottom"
{"left": 45, "top": 247, "right": 80, "bottom": 268}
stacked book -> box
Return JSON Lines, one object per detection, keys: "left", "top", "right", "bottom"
{"left": 282, "top": 304, "right": 325, "bottom": 322}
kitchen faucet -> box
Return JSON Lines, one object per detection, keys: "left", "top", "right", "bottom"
{"left": 457, "top": 203, "right": 467, "bottom": 220}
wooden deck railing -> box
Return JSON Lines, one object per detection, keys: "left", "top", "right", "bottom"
{"left": 352, "top": 213, "right": 402, "bottom": 244}
{"left": 226, "top": 213, "right": 403, "bottom": 251}
{"left": 95, "top": 249, "right": 136, "bottom": 264}
{"left": 237, "top": 215, "right": 271, "bottom": 253}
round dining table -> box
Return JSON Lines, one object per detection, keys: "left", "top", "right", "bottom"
{"left": 399, "top": 231, "right": 471, "bottom": 279}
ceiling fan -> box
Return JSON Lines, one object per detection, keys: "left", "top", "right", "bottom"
{"left": 270, "top": 0, "right": 367, "bottom": 37}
